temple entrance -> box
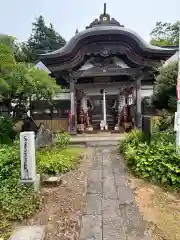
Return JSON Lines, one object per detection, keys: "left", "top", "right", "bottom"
{"left": 39, "top": 3, "right": 175, "bottom": 134}
{"left": 91, "top": 96, "right": 102, "bottom": 130}
{"left": 75, "top": 85, "right": 135, "bottom": 133}
{"left": 90, "top": 95, "right": 116, "bottom": 130}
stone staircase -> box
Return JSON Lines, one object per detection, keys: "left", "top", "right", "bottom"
{"left": 70, "top": 132, "right": 125, "bottom": 146}
{"left": 91, "top": 114, "right": 115, "bottom": 130}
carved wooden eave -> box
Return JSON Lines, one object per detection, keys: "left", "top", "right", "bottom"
{"left": 39, "top": 5, "right": 176, "bottom": 74}
{"left": 43, "top": 45, "right": 164, "bottom": 74}
{"left": 39, "top": 27, "right": 176, "bottom": 72}
{"left": 72, "top": 67, "right": 142, "bottom": 78}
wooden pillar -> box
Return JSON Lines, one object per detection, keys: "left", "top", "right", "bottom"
{"left": 70, "top": 79, "right": 77, "bottom": 134}
{"left": 136, "top": 76, "right": 142, "bottom": 129}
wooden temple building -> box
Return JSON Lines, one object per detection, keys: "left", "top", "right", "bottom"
{"left": 38, "top": 4, "right": 176, "bottom": 133}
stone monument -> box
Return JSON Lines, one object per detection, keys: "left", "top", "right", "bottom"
{"left": 20, "top": 131, "right": 39, "bottom": 190}
{"left": 35, "top": 123, "right": 54, "bottom": 149}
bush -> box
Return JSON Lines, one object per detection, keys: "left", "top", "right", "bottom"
{"left": 120, "top": 130, "right": 180, "bottom": 187}
{"left": 0, "top": 145, "right": 19, "bottom": 182}
{"left": 156, "top": 109, "right": 174, "bottom": 131}
{"left": 0, "top": 117, "right": 17, "bottom": 144}
{"left": 120, "top": 129, "right": 144, "bottom": 153}
{"left": 37, "top": 147, "right": 81, "bottom": 175}
{"left": 0, "top": 143, "right": 40, "bottom": 239}
{"left": 0, "top": 183, "right": 40, "bottom": 221}
{"left": 56, "top": 132, "right": 70, "bottom": 148}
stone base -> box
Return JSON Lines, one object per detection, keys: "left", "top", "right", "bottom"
{"left": 69, "top": 130, "right": 77, "bottom": 135}
{"left": 104, "top": 125, "right": 108, "bottom": 130}
{"left": 42, "top": 175, "right": 63, "bottom": 187}
{"left": 87, "top": 125, "right": 93, "bottom": 131}
{"left": 77, "top": 124, "right": 85, "bottom": 132}
{"left": 114, "top": 125, "right": 119, "bottom": 131}
{"left": 20, "top": 174, "right": 40, "bottom": 192}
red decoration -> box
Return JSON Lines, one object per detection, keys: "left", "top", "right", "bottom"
{"left": 177, "top": 80, "right": 180, "bottom": 101}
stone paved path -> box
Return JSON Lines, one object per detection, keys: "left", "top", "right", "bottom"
{"left": 80, "top": 146, "right": 151, "bottom": 240}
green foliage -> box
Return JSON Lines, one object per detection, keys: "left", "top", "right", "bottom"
{"left": 120, "top": 130, "right": 180, "bottom": 187}
{"left": 0, "top": 43, "right": 15, "bottom": 72}
{"left": 0, "top": 15, "right": 66, "bottom": 63}
{"left": 0, "top": 145, "right": 19, "bottom": 182}
{"left": 120, "top": 129, "right": 144, "bottom": 152}
{"left": 0, "top": 143, "right": 41, "bottom": 239}
{"left": 0, "top": 145, "right": 39, "bottom": 239}
{"left": 156, "top": 110, "right": 174, "bottom": 131}
{"left": 150, "top": 38, "right": 172, "bottom": 47}
{"left": 0, "top": 34, "right": 27, "bottom": 62}
{"left": 37, "top": 132, "right": 78, "bottom": 175}
{"left": 0, "top": 134, "right": 80, "bottom": 238}
{"left": 37, "top": 147, "right": 81, "bottom": 175}
{"left": 0, "top": 184, "right": 40, "bottom": 221}
{"left": 0, "top": 41, "right": 60, "bottom": 116}
{"left": 56, "top": 132, "right": 70, "bottom": 148}
{"left": 26, "top": 15, "right": 66, "bottom": 62}
{"left": 27, "top": 67, "right": 60, "bottom": 100}
{"left": 152, "top": 61, "right": 178, "bottom": 111}
{"left": 150, "top": 21, "right": 180, "bottom": 46}
{"left": 0, "top": 118, "right": 17, "bottom": 144}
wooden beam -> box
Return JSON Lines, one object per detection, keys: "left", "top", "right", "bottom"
{"left": 73, "top": 67, "right": 142, "bottom": 78}
{"left": 69, "top": 73, "right": 77, "bottom": 134}
{"left": 135, "top": 71, "right": 146, "bottom": 129}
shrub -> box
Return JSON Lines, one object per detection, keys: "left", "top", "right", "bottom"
{"left": 37, "top": 147, "right": 81, "bottom": 175}
{"left": 0, "top": 143, "right": 40, "bottom": 239}
{"left": 120, "top": 130, "right": 180, "bottom": 187}
{"left": 0, "top": 145, "right": 19, "bottom": 182}
{"left": 0, "top": 183, "right": 40, "bottom": 220}
{"left": 0, "top": 117, "right": 17, "bottom": 144}
{"left": 157, "top": 109, "right": 174, "bottom": 131}
{"left": 120, "top": 129, "right": 144, "bottom": 152}
{"left": 56, "top": 132, "right": 70, "bottom": 148}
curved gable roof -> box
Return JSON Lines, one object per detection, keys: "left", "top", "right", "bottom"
{"left": 39, "top": 4, "right": 176, "bottom": 71}
{"left": 40, "top": 25, "right": 175, "bottom": 60}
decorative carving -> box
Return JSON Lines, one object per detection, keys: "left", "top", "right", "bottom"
{"left": 74, "top": 67, "right": 140, "bottom": 78}
{"left": 111, "top": 18, "right": 124, "bottom": 27}
{"left": 99, "top": 49, "right": 111, "bottom": 57}
{"left": 86, "top": 3, "right": 124, "bottom": 29}
{"left": 112, "top": 87, "right": 134, "bottom": 131}
{"left": 77, "top": 90, "right": 93, "bottom": 132}
{"left": 49, "top": 43, "right": 159, "bottom": 72}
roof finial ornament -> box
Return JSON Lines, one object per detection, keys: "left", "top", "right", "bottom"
{"left": 75, "top": 29, "right": 79, "bottom": 35}
{"left": 103, "top": 3, "right": 107, "bottom": 15}
{"left": 86, "top": 2, "right": 124, "bottom": 29}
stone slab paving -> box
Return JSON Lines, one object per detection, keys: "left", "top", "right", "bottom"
{"left": 9, "top": 226, "right": 45, "bottom": 240}
{"left": 70, "top": 133, "right": 125, "bottom": 144}
{"left": 80, "top": 146, "right": 152, "bottom": 240}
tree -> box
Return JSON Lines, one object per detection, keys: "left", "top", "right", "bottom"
{"left": 26, "top": 16, "right": 66, "bottom": 62}
{"left": 152, "top": 61, "right": 178, "bottom": 111}
{"left": 0, "top": 43, "right": 60, "bottom": 117}
{"left": 0, "top": 34, "right": 28, "bottom": 62}
{"left": 150, "top": 21, "right": 180, "bottom": 46}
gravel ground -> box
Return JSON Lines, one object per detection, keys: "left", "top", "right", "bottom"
{"left": 129, "top": 175, "right": 180, "bottom": 240}
{"left": 23, "top": 148, "right": 93, "bottom": 240}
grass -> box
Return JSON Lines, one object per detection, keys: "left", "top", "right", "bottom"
{"left": 37, "top": 147, "right": 82, "bottom": 175}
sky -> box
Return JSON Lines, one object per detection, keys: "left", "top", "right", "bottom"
{"left": 0, "top": 0, "right": 179, "bottom": 43}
